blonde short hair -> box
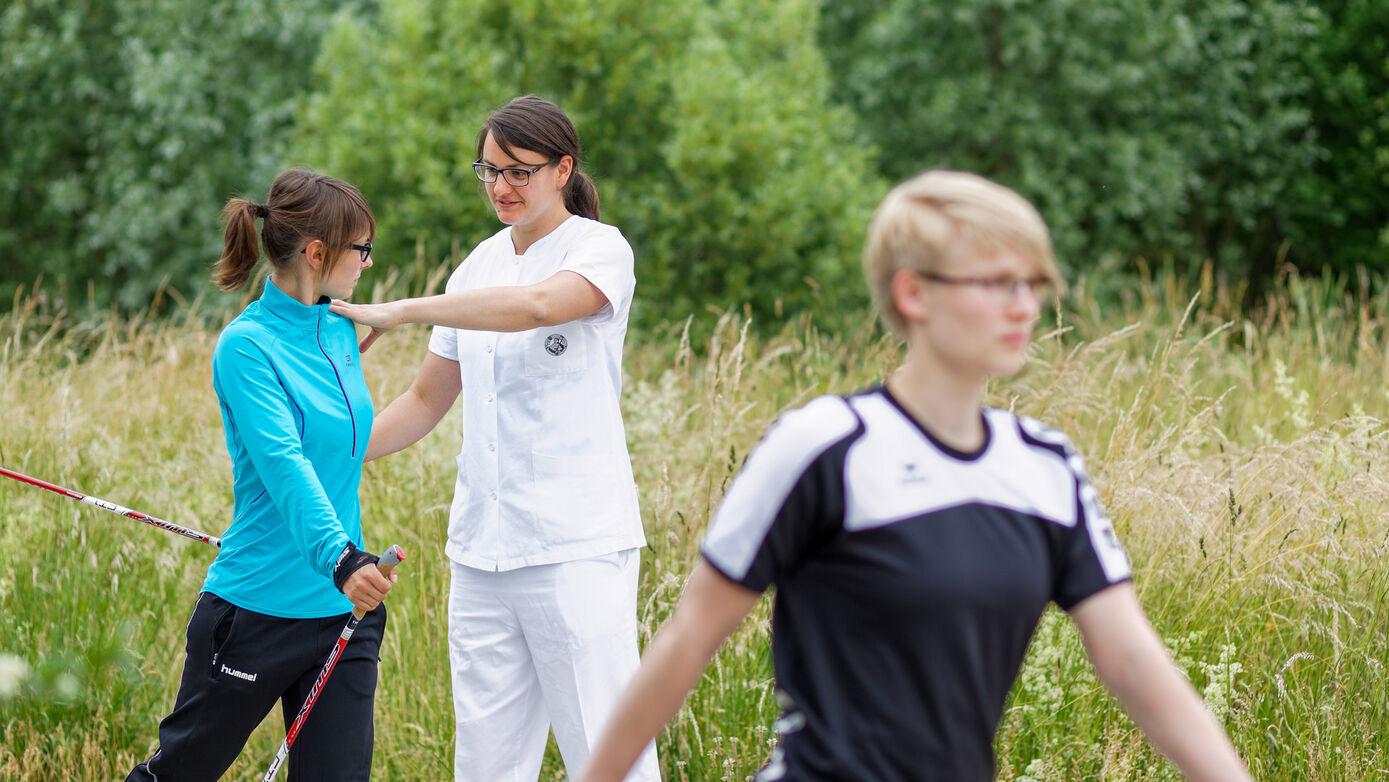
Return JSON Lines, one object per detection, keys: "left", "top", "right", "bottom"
{"left": 863, "top": 170, "right": 1059, "bottom": 337}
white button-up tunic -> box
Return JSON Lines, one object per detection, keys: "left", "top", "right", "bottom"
{"left": 428, "top": 215, "right": 646, "bottom": 570}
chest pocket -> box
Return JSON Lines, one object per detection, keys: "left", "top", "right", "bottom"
{"left": 523, "top": 325, "right": 587, "bottom": 376}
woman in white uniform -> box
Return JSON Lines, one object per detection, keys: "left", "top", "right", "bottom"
{"left": 330, "top": 95, "right": 661, "bottom": 782}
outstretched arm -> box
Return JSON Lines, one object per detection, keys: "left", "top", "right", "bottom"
{"left": 331, "top": 270, "right": 607, "bottom": 352}
{"left": 366, "top": 351, "right": 462, "bottom": 462}
{"left": 1070, "top": 583, "right": 1254, "bottom": 782}
{"left": 577, "top": 561, "right": 763, "bottom": 782}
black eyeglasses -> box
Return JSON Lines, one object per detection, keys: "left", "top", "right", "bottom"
{"left": 917, "top": 272, "right": 1057, "bottom": 300}
{"left": 300, "top": 242, "right": 373, "bottom": 264}
{"left": 472, "top": 159, "right": 555, "bottom": 187}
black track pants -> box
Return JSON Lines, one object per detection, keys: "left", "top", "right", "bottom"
{"left": 126, "top": 592, "right": 387, "bottom": 782}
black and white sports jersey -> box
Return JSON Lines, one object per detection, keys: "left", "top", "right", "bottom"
{"left": 702, "top": 386, "right": 1131, "bottom": 782}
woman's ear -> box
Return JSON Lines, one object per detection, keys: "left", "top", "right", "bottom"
{"left": 554, "top": 154, "right": 573, "bottom": 189}
{"left": 302, "top": 239, "right": 325, "bottom": 272}
{"left": 891, "top": 268, "right": 930, "bottom": 326}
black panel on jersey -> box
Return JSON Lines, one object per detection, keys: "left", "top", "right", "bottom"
{"left": 701, "top": 386, "right": 1131, "bottom": 782}
{"left": 741, "top": 427, "right": 858, "bottom": 592}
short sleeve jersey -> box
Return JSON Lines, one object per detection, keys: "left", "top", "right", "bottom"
{"left": 427, "top": 215, "right": 646, "bottom": 570}
{"left": 702, "top": 386, "right": 1132, "bottom": 782}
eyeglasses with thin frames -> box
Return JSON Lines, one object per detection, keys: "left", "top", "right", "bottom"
{"left": 300, "top": 242, "right": 373, "bottom": 264}
{"left": 916, "top": 271, "right": 1057, "bottom": 301}
{"left": 472, "top": 159, "right": 556, "bottom": 187}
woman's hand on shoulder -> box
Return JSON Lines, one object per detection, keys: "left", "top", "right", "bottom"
{"left": 330, "top": 299, "right": 405, "bottom": 353}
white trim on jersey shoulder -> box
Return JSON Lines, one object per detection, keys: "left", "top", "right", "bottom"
{"left": 704, "top": 395, "right": 861, "bottom": 581}
{"left": 1018, "top": 413, "right": 1131, "bottom": 581}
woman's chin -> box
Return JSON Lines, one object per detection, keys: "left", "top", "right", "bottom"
{"left": 985, "top": 354, "right": 1029, "bottom": 379}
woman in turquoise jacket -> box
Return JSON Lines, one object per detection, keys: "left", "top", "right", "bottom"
{"left": 127, "top": 170, "right": 395, "bottom": 782}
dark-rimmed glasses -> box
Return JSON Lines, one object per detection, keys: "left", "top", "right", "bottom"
{"left": 917, "top": 272, "right": 1057, "bottom": 300}
{"left": 472, "top": 160, "right": 555, "bottom": 187}
{"left": 300, "top": 242, "right": 372, "bottom": 263}
{"left": 306, "top": 243, "right": 375, "bottom": 265}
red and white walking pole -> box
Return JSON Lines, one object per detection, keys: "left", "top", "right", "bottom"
{"left": 0, "top": 465, "right": 221, "bottom": 547}
{"left": 261, "top": 543, "right": 406, "bottom": 782}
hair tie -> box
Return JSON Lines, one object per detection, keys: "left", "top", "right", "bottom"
{"left": 257, "top": 203, "right": 270, "bottom": 219}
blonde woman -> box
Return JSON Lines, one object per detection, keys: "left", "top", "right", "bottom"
{"left": 577, "top": 171, "right": 1254, "bottom": 782}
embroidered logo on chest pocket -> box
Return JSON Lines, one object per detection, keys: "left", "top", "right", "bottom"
{"left": 544, "top": 334, "right": 568, "bottom": 356}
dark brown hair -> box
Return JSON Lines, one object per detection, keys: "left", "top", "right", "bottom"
{"left": 213, "top": 170, "right": 376, "bottom": 291}
{"left": 475, "top": 95, "right": 599, "bottom": 221}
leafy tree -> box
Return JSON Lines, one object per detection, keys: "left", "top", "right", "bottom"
{"left": 1287, "top": 0, "right": 1389, "bottom": 273}
{"left": 817, "top": 0, "right": 1324, "bottom": 287}
{"left": 0, "top": 0, "right": 371, "bottom": 311}
{"left": 296, "top": 0, "right": 881, "bottom": 331}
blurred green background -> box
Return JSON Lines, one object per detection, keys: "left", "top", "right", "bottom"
{"left": 3, "top": 0, "right": 1386, "bottom": 330}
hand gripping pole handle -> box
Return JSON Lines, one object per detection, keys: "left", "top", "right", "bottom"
{"left": 261, "top": 543, "right": 406, "bottom": 781}
{"left": 358, "top": 544, "right": 404, "bottom": 618}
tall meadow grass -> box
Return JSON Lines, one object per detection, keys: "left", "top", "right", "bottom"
{"left": 1, "top": 268, "right": 1387, "bottom": 779}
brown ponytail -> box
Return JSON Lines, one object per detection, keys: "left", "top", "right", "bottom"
{"left": 214, "top": 199, "right": 264, "bottom": 291}
{"left": 477, "top": 95, "right": 600, "bottom": 221}
{"left": 212, "top": 171, "right": 375, "bottom": 292}
{"left": 563, "top": 171, "right": 600, "bottom": 222}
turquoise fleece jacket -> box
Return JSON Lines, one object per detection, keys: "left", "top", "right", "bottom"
{"left": 203, "top": 279, "right": 373, "bottom": 618}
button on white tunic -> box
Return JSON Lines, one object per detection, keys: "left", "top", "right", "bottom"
{"left": 428, "top": 215, "right": 647, "bottom": 570}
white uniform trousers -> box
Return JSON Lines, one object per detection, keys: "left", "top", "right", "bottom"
{"left": 448, "top": 548, "right": 662, "bottom": 782}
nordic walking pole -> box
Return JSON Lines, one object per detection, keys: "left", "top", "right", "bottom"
{"left": 0, "top": 465, "right": 221, "bottom": 547}
{"left": 261, "top": 543, "right": 406, "bottom": 782}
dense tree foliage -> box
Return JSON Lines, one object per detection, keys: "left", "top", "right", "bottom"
{"left": 0, "top": 0, "right": 370, "bottom": 310}
{"left": 2, "top": 0, "right": 1385, "bottom": 320}
{"left": 295, "top": 0, "right": 880, "bottom": 330}
{"left": 1288, "top": 0, "right": 1389, "bottom": 272}
{"left": 816, "top": 0, "right": 1332, "bottom": 285}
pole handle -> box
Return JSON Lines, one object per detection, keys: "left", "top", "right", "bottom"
{"left": 348, "top": 543, "right": 405, "bottom": 620}
{"left": 378, "top": 543, "right": 404, "bottom": 578}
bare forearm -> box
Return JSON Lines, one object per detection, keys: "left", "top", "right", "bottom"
{"left": 396, "top": 288, "right": 550, "bottom": 332}
{"left": 365, "top": 352, "right": 460, "bottom": 461}
{"left": 367, "top": 388, "right": 450, "bottom": 461}
{"left": 1101, "top": 649, "right": 1253, "bottom": 781}
{"left": 1074, "top": 586, "right": 1253, "bottom": 782}
{"left": 332, "top": 270, "right": 606, "bottom": 335}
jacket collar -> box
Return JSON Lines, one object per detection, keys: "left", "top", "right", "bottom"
{"left": 260, "top": 278, "right": 329, "bottom": 327}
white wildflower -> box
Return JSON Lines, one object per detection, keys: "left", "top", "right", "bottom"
{"left": 1270, "top": 359, "right": 1311, "bottom": 431}
{"left": 1018, "top": 758, "right": 1048, "bottom": 782}
{"left": 1200, "top": 644, "right": 1243, "bottom": 724}
{"left": 0, "top": 654, "right": 30, "bottom": 699}
{"left": 53, "top": 671, "right": 82, "bottom": 701}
